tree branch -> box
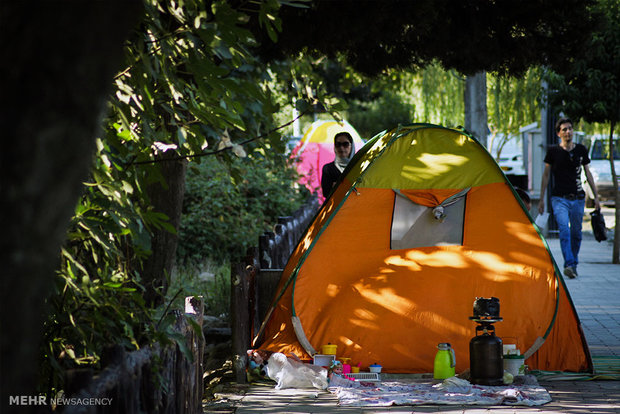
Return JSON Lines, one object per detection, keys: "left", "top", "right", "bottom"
{"left": 127, "top": 109, "right": 310, "bottom": 166}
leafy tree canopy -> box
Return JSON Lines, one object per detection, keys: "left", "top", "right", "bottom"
{"left": 545, "top": 0, "right": 620, "bottom": 125}
{"left": 251, "top": 0, "right": 598, "bottom": 76}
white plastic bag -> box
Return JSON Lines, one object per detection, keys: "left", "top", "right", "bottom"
{"left": 534, "top": 212, "right": 549, "bottom": 229}
{"left": 264, "top": 352, "right": 328, "bottom": 390}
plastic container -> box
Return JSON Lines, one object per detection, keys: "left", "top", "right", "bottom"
{"left": 313, "top": 354, "right": 335, "bottom": 367}
{"left": 503, "top": 344, "right": 517, "bottom": 354}
{"left": 340, "top": 357, "right": 351, "bottom": 374}
{"left": 369, "top": 363, "right": 382, "bottom": 373}
{"left": 351, "top": 366, "right": 360, "bottom": 373}
{"left": 433, "top": 342, "right": 456, "bottom": 379}
{"left": 321, "top": 343, "right": 337, "bottom": 355}
{"left": 347, "top": 372, "right": 381, "bottom": 382}
{"left": 503, "top": 354, "right": 525, "bottom": 376}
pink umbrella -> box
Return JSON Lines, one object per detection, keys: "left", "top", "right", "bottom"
{"left": 291, "top": 120, "right": 364, "bottom": 202}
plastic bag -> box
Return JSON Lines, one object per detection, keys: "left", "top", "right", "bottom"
{"left": 590, "top": 209, "right": 607, "bottom": 242}
{"left": 263, "top": 352, "right": 328, "bottom": 390}
{"left": 534, "top": 212, "right": 549, "bottom": 229}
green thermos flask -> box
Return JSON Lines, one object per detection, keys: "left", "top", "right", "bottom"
{"left": 434, "top": 342, "right": 456, "bottom": 379}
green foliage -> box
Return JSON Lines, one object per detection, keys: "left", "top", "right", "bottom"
{"left": 274, "top": 59, "right": 543, "bottom": 148}
{"left": 391, "top": 63, "right": 543, "bottom": 158}
{"left": 487, "top": 67, "right": 543, "bottom": 158}
{"left": 402, "top": 63, "right": 466, "bottom": 127}
{"left": 299, "top": 59, "right": 416, "bottom": 137}
{"left": 39, "top": 121, "right": 164, "bottom": 394}
{"left": 39, "top": 0, "right": 314, "bottom": 395}
{"left": 267, "top": 55, "right": 352, "bottom": 130}
{"left": 112, "top": 0, "right": 285, "bottom": 157}
{"left": 40, "top": 264, "right": 152, "bottom": 394}
{"left": 488, "top": 67, "right": 543, "bottom": 136}
{"left": 347, "top": 91, "right": 415, "bottom": 139}
{"left": 399, "top": 62, "right": 542, "bottom": 136}
{"left": 168, "top": 260, "right": 231, "bottom": 318}
{"left": 544, "top": 0, "right": 620, "bottom": 126}
{"left": 178, "top": 152, "right": 308, "bottom": 265}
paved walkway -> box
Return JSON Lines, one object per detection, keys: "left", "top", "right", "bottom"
{"left": 205, "top": 380, "right": 620, "bottom": 413}
{"left": 546, "top": 206, "right": 620, "bottom": 358}
{"left": 204, "top": 208, "right": 620, "bottom": 413}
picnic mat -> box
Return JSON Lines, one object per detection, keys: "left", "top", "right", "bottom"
{"left": 330, "top": 377, "right": 552, "bottom": 407}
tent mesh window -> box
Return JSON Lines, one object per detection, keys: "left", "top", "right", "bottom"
{"left": 390, "top": 192, "right": 465, "bottom": 249}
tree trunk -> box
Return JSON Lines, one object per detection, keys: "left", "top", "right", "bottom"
{"left": 142, "top": 152, "right": 188, "bottom": 307}
{"left": 0, "top": 0, "right": 142, "bottom": 402}
{"left": 464, "top": 71, "right": 489, "bottom": 146}
{"left": 609, "top": 123, "right": 620, "bottom": 264}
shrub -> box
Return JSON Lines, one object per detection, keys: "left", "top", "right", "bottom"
{"left": 347, "top": 91, "right": 415, "bottom": 138}
{"left": 177, "top": 152, "right": 309, "bottom": 266}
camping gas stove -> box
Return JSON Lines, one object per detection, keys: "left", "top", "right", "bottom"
{"left": 469, "top": 297, "right": 504, "bottom": 385}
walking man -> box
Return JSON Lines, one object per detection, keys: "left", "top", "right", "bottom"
{"left": 538, "top": 117, "right": 600, "bottom": 278}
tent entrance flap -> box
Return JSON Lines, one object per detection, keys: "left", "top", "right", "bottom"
{"left": 391, "top": 189, "right": 467, "bottom": 249}
{"left": 292, "top": 316, "right": 316, "bottom": 356}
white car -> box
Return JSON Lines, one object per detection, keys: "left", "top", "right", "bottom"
{"left": 582, "top": 138, "right": 620, "bottom": 207}
{"left": 498, "top": 153, "right": 526, "bottom": 176}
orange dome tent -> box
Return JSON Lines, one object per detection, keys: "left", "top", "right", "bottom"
{"left": 255, "top": 124, "right": 592, "bottom": 374}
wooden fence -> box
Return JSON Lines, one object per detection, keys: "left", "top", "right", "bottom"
{"left": 230, "top": 194, "right": 320, "bottom": 382}
{"left": 257, "top": 194, "right": 320, "bottom": 270}
{"left": 57, "top": 194, "right": 321, "bottom": 410}
{"left": 61, "top": 297, "right": 204, "bottom": 414}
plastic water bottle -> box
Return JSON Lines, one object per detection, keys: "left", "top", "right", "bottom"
{"left": 341, "top": 357, "right": 351, "bottom": 374}
{"left": 434, "top": 343, "right": 456, "bottom": 379}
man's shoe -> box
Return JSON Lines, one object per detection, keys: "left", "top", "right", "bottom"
{"left": 564, "top": 267, "right": 577, "bottom": 279}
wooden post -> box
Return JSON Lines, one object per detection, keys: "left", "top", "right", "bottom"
{"left": 278, "top": 216, "right": 294, "bottom": 255}
{"left": 185, "top": 296, "right": 204, "bottom": 412}
{"left": 258, "top": 233, "right": 272, "bottom": 269}
{"left": 246, "top": 247, "right": 260, "bottom": 339}
{"left": 256, "top": 269, "right": 284, "bottom": 324}
{"left": 274, "top": 224, "right": 286, "bottom": 268}
{"left": 265, "top": 231, "right": 276, "bottom": 269}
{"left": 231, "top": 262, "right": 253, "bottom": 383}
{"left": 291, "top": 215, "right": 301, "bottom": 245}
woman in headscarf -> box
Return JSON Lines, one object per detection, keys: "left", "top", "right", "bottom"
{"left": 321, "top": 132, "right": 355, "bottom": 198}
